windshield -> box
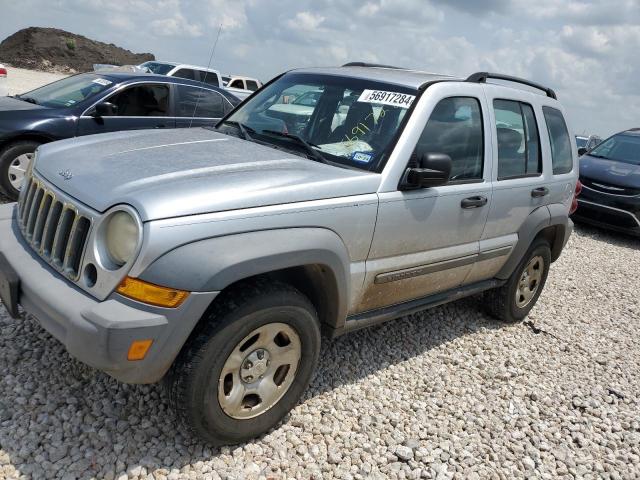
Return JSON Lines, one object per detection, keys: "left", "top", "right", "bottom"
{"left": 575, "top": 136, "right": 588, "bottom": 148}
{"left": 18, "top": 74, "right": 114, "bottom": 108}
{"left": 222, "top": 72, "right": 419, "bottom": 170}
{"left": 139, "top": 61, "right": 174, "bottom": 75}
{"left": 588, "top": 133, "right": 640, "bottom": 165}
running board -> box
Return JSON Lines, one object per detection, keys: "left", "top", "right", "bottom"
{"left": 339, "top": 279, "right": 505, "bottom": 336}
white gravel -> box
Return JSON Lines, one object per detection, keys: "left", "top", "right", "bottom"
{"left": 0, "top": 213, "right": 639, "bottom": 479}
{"left": 4, "top": 66, "right": 66, "bottom": 97}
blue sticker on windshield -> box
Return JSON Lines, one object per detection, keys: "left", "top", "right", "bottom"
{"left": 352, "top": 151, "right": 374, "bottom": 163}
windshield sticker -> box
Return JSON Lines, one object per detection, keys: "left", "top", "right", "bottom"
{"left": 352, "top": 151, "right": 374, "bottom": 164}
{"left": 358, "top": 89, "right": 415, "bottom": 109}
{"left": 92, "top": 78, "right": 112, "bottom": 86}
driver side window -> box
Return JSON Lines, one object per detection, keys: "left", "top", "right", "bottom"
{"left": 413, "top": 97, "right": 484, "bottom": 182}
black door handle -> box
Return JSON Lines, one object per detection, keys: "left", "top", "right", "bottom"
{"left": 461, "top": 196, "right": 488, "bottom": 209}
{"left": 154, "top": 124, "right": 167, "bottom": 129}
{"left": 531, "top": 187, "right": 549, "bottom": 198}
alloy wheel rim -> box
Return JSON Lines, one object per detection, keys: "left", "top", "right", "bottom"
{"left": 515, "top": 255, "right": 544, "bottom": 308}
{"left": 218, "top": 322, "right": 301, "bottom": 420}
{"left": 8, "top": 153, "right": 33, "bottom": 191}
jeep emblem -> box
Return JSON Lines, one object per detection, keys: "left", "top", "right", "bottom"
{"left": 58, "top": 169, "right": 73, "bottom": 180}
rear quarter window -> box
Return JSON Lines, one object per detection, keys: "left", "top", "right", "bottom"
{"left": 542, "top": 106, "right": 573, "bottom": 175}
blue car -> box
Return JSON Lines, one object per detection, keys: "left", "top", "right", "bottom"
{"left": 0, "top": 72, "right": 241, "bottom": 199}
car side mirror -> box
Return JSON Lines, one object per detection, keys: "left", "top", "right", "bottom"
{"left": 405, "top": 153, "right": 452, "bottom": 188}
{"left": 578, "top": 147, "right": 588, "bottom": 156}
{"left": 93, "top": 101, "right": 117, "bottom": 117}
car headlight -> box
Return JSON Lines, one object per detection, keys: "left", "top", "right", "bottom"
{"left": 105, "top": 210, "right": 139, "bottom": 267}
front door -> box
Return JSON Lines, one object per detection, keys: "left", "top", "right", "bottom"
{"left": 357, "top": 94, "right": 492, "bottom": 313}
{"left": 77, "top": 83, "right": 175, "bottom": 136}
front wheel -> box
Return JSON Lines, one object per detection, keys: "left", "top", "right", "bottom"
{"left": 484, "top": 238, "right": 551, "bottom": 323}
{"left": 0, "top": 141, "right": 41, "bottom": 200}
{"left": 167, "top": 280, "right": 321, "bottom": 445}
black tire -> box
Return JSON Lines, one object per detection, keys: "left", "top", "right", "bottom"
{"left": 167, "top": 280, "right": 321, "bottom": 445}
{"left": 484, "top": 238, "right": 551, "bottom": 323}
{"left": 0, "top": 141, "right": 41, "bottom": 200}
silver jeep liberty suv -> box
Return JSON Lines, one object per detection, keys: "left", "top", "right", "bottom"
{"left": 0, "top": 63, "right": 579, "bottom": 444}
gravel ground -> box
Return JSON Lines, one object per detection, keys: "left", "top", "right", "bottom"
{"left": 0, "top": 220, "right": 638, "bottom": 480}
{"left": 4, "top": 66, "right": 66, "bottom": 96}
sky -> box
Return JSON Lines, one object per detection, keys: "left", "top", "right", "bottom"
{"left": 1, "top": 0, "right": 639, "bottom": 137}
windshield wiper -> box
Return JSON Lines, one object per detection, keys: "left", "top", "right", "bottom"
{"left": 588, "top": 153, "right": 610, "bottom": 160}
{"left": 15, "top": 95, "right": 39, "bottom": 105}
{"left": 220, "top": 120, "right": 254, "bottom": 141}
{"left": 261, "top": 130, "right": 329, "bottom": 164}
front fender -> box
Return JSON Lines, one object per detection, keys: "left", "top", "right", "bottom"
{"left": 139, "top": 227, "right": 351, "bottom": 325}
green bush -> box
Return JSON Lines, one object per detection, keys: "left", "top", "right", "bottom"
{"left": 65, "top": 38, "right": 76, "bottom": 51}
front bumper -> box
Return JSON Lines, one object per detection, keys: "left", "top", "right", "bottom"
{"left": 573, "top": 187, "right": 640, "bottom": 237}
{"left": 0, "top": 204, "right": 218, "bottom": 383}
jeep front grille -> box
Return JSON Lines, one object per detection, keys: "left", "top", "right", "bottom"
{"left": 18, "top": 178, "right": 92, "bottom": 280}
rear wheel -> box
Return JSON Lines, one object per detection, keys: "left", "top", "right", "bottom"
{"left": 0, "top": 141, "right": 41, "bottom": 200}
{"left": 167, "top": 280, "right": 321, "bottom": 445}
{"left": 485, "top": 238, "right": 551, "bottom": 323}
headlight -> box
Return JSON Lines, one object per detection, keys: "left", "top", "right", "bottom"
{"left": 105, "top": 210, "right": 139, "bottom": 267}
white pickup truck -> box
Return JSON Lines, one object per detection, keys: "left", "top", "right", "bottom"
{"left": 138, "top": 61, "right": 256, "bottom": 100}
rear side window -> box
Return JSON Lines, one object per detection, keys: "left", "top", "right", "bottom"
{"left": 199, "top": 70, "right": 220, "bottom": 86}
{"left": 246, "top": 80, "right": 259, "bottom": 91}
{"left": 414, "top": 97, "right": 484, "bottom": 182}
{"left": 176, "top": 86, "right": 226, "bottom": 118}
{"left": 543, "top": 106, "right": 573, "bottom": 174}
{"left": 173, "top": 68, "right": 196, "bottom": 80}
{"left": 493, "top": 99, "right": 541, "bottom": 179}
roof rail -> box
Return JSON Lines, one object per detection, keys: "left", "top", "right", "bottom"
{"left": 342, "top": 62, "right": 402, "bottom": 70}
{"left": 466, "top": 72, "right": 557, "bottom": 100}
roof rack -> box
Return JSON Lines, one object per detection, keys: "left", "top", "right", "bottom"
{"left": 342, "top": 62, "right": 403, "bottom": 70}
{"left": 466, "top": 72, "right": 557, "bottom": 100}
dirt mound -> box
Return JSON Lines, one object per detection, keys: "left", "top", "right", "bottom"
{"left": 0, "top": 27, "right": 154, "bottom": 73}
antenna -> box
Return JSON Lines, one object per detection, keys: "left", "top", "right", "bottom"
{"left": 190, "top": 23, "right": 223, "bottom": 128}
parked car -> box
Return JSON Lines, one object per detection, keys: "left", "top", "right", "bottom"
{"left": 0, "top": 64, "right": 578, "bottom": 445}
{"left": 225, "top": 76, "right": 262, "bottom": 92}
{"left": 139, "top": 61, "right": 255, "bottom": 100}
{"left": 575, "top": 134, "right": 602, "bottom": 153}
{"left": 0, "top": 71, "right": 240, "bottom": 199}
{"left": 573, "top": 128, "right": 640, "bottom": 236}
{"left": 0, "top": 64, "right": 7, "bottom": 97}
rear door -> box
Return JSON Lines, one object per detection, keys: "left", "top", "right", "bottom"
{"left": 474, "top": 88, "right": 549, "bottom": 282}
{"left": 77, "top": 82, "right": 175, "bottom": 135}
{"left": 173, "top": 84, "right": 232, "bottom": 128}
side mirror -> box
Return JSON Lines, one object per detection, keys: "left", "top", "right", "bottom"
{"left": 578, "top": 147, "right": 588, "bottom": 156}
{"left": 405, "top": 153, "right": 452, "bottom": 188}
{"left": 93, "top": 101, "right": 117, "bottom": 117}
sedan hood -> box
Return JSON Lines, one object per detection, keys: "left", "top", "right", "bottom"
{"left": 35, "top": 128, "right": 380, "bottom": 221}
{"left": 0, "top": 96, "right": 48, "bottom": 112}
{"left": 580, "top": 154, "right": 640, "bottom": 189}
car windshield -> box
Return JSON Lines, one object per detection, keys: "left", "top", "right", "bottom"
{"left": 222, "top": 72, "right": 419, "bottom": 170}
{"left": 588, "top": 133, "right": 640, "bottom": 165}
{"left": 575, "top": 136, "right": 588, "bottom": 148}
{"left": 18, "top": 74, "right": 114, "bottom": 108}
{"left": 139, "top": 62, "right": 175, "bottom": 75}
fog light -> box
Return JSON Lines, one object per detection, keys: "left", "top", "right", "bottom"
{"left": 117, "top": 277, "right": 189, "bottom": 308}
{"left": 128, "top": 339, "right": 153, "bottom": 361}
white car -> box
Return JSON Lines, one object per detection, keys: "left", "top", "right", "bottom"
{"left": 222, "top": 75, "right": 262, "bottom": 92}
{"left": 0, "top": 64, "right": 7, "bottom": 97}
{"left": 139, "top": 61, "right": 255, "bottom": 100}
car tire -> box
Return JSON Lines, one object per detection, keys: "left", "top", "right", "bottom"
{"left": 0, "top": 141, "right": 41, "bottom": 200}
{"left": 166, "top": 279, "right": 321, "bottom": 445}
{"left": 484, "top": 238, "right": 551, "bottom": 323}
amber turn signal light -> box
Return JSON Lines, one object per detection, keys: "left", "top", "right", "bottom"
{"left": 127, "top": 339, "right": 153, "bottom": 361}
{"left": 117, "top": 277, "right": 189, "bottom": 308}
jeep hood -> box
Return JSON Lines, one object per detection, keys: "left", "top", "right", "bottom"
{"left": 35, "top": 128, "right": 380, "bottom": 221}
